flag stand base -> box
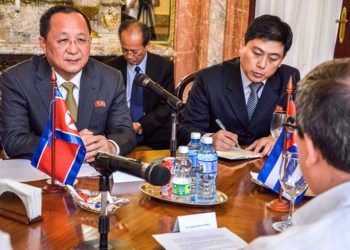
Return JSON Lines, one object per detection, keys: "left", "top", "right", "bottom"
{"left": 42, "top": 184, "right": 66, "bottom": 194}
{"left": 74, "top": 239, "right": 134, "bottom": 250}
{"left": 266, "top": 199, "right": 290, "bottom": 212}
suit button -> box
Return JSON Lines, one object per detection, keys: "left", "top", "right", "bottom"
{"left": 246, "top": 133, "right": 251, "bottom": 137}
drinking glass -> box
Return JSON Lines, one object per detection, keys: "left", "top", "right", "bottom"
{"left": 272, "top": 152, "right": 308, "bottom": 232}
{"left": 270, "top": 111, "right": 286, "bottom": 139}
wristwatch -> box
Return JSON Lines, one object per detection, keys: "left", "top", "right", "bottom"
{"left": 136, "top": 122, "right": 143, "bottom": 135}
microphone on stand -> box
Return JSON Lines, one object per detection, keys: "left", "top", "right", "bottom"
{"left": 94, "top": 152, "right": 171, "bottom": 186}
{"left": 133, "top": 73, "right": 184, "bottom": 112}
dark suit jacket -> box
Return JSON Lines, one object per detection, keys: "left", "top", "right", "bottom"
{"left": 106, "top": 52, "right": 174, "bottom": 149}
{"left": 0, "top": 55, "right": 136, "bottom": 158}
{"left": 178, "top": 57, "right": 300, "bottom": 146}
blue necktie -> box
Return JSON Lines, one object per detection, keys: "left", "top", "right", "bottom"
{"left": 130, "top": 66, "right": 144, "bottom": 143}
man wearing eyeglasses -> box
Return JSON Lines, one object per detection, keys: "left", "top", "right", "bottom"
{"left": 245, "top": 59, "right": 350, "bottom": 249}
{"left": 106, "top": 20, "right": 174, "bottom": 149}
{"left": 0, "top": 6, "right": 136, "bottom": 160}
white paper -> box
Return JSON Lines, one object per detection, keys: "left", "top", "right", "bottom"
{"left": 112, "top": 171, "right": 144, "bottom": 183}
{"left": 0, "top": 230, "right": 12, "bottom": 250}
{"left": 217, "top": 148, "right": 261, "bottom": 160}
{"left": 153, "top": 227, "right": 247, "bottom": 250}
{"left": 0, "top": 179, "right": 42, "bottom": 219}
{"left": 77, "top": 163, "right": 100, "bottom": 178}
{"left": 173, "top": 212, "right": 217, "bottom": 232}
{"left": 0, "top": 159, "right": 49, "bottom": 182}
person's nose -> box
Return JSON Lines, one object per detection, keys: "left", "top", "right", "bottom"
{"left": 66, "top": 40, "right": 79, "bottom": 54}
{"left": 257, "top": 55, "right": 267, "bottom": 69}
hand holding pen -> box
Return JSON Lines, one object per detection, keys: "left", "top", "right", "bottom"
{"left": 213, "top": 119, "right": 241, "bottom": 150}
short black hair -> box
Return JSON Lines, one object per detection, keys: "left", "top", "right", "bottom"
{"left": 296, "top": 58, "right": 350, "bottom": 173}
{"left": 245, "top": 15, "right": 293, "bottom": 56}
{"left": 40, "top": 5, "right": 91, "bottom": 39}
{"left": 118, "top": 19, "right": 151, "bottom": 47}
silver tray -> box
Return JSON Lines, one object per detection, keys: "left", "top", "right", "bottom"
{"left": 139, "top": 183, "right": 228, "bottom": 207}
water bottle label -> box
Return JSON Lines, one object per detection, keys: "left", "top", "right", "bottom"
{"left": 172, "top": 183, "right": 191, "bottom": 196}
{"left": 196, "top": 159, "right": 217, "bottom": 173}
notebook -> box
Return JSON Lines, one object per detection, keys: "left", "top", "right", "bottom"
{"left": 217, "top": 148, "right": 261, "bottom": 160}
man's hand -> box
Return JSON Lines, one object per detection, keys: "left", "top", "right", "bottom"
{"left": 245, "top": 136, "right": 275, "bottom": 157}
{"left": 212, "top": 130, "right": 239, "bottom": 151}
{"left": 79, "top": 129, "right": 117, "bottom": 163}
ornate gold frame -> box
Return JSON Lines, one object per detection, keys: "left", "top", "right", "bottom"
{"left": 153, "top": 0, "right": 175, "bottom": 48}
{"left": 0, "top": 0, "right": 71, "bottom": 5}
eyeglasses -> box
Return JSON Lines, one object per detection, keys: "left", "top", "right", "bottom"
{"left": 283, "top": 122, "right": 303, "bottom": 135}
{"left": 121, "top": 47, "right": 144, "bottom": 56}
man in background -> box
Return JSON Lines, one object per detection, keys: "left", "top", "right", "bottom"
{"left": 0, "top": 6, "right": 136, "bottom": 161}
{"left": 106, "top": 19, "right": 174, "bottom": 149}
{"left": 246, "top": 58, "right": 350, "bottom": 249}
{"left": 178, "top": 15, "right": 300, "bottom": 157}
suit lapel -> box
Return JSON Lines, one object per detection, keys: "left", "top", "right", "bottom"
{"left": 120, "top": 58, "right": 128, "bottom": 88}
{"left": 77, "top": 59, "right": 99, "bottom": 131}
{"left": 224, "top": 60, "right": 249, "bottom": 128}
{"left": 35, "top": 57, "right": 52, "bottom": 113}
{"left": 249, "top": 73, "right": 280, "bottom": 128}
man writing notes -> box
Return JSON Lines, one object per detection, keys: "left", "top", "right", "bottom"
{"left": 178, "top": 15, "right": 300, "bottom": 156}
{"left": 106, "top": 20, "right": 174, "bottom": 149}
{"left": 0, "top": 6, "right": 136, "bottom": 161}
{"left": 246, "top": 59, "right": 350, "bottom": 249}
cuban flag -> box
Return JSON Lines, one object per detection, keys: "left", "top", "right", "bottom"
{"left": 257, "top": 96, "right": 306, "bottom": 204}
{"left": 31, "top": 88, "right": 86, "bottom": 186}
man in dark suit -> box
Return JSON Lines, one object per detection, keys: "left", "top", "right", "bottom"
{"left": 178, "top": 15, "right": 300, "bottom": 157}
{"left": 106, "top": 20, "right": 174, "bottom": 149}
{"left": 0, "top": 6, "right": 136, "bottom": 160}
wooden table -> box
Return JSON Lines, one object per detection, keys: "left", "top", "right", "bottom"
{"left": 0, "top": 150, "right": 309, "bottom": 249}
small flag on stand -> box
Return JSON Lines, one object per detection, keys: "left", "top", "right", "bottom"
{"left": 257, "top": 96, "right": 306, "bottom": 204}
{"left": 31, "top": 88, "right": 86, "bottom": 186}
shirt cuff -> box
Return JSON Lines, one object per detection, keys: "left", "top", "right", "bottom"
{"left": 108, "top": 140, "right": 120, "bottom": 155}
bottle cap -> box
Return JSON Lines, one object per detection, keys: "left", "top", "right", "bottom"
{"left": 178, "top": 146, "right": 189, "bottom": 154}
{"left": 201, "top": 136, "right": 213, "bottom": 144}
{"left": 190, "top": 132, "right": 201, "bottom": 140}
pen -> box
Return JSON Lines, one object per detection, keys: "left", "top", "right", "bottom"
{"left": 215, "top": 119, "right": 241, "bottom": 149}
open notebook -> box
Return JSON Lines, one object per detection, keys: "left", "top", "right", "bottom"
{"left": 217, "top": 148, "right": 261, "bottom": 160}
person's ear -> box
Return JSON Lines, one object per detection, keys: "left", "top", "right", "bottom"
{"left": 303, "top": 134, "right": 320, "bottom": 167}
{"left": 38, "top": 36, "right": 47, "bottom": 54}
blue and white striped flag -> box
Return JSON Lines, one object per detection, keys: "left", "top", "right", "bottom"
{"left": 257, "top": 128, "right": 306, "bottom": 204}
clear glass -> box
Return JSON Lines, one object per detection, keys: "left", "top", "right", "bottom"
{"left": 272, "top": 152, "right": 308, "bottom": 232}
{"left": 270, "top": 111, "right": 286, "bottom": 139}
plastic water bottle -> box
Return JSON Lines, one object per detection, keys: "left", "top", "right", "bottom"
{"left": 172, "top": 146, "right": 192, "bottom": 202}
{"left": 187, "top": 132, "right": 201, "bottom": 199}
{"left": 188, "top": 132, "right": 201, "bottom": 169}
{"left": 195, "top": 137, "right": 218, "bottom": 203}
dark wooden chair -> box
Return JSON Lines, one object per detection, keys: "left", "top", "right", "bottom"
{"left": 175, "top": 73, "right": 196, "bottom": 103}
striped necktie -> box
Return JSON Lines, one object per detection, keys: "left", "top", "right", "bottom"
{"left": 247, "top": 82, "right": 263, "bottom": 121}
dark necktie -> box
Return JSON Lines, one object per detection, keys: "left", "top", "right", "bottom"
{"left": 247, "top": 82, "right": 263, "bottom": 121}
{"left": 62, "top": 82, "right": 77, "bottom": 121}
{"left": 130, "top": 66, "right": 144, "bottom": 122}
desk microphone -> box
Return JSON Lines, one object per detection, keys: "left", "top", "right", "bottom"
{"left": 134, "top": 73, "right": 184, "bottom": 112}
{"left": 94, "top": 152, "right": 171, "bottom": 186}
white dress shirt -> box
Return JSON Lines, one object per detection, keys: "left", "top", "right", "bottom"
{"left": 240, "top": 67, "right": 266, "bottom": 104}
{"left": 245, "top": 181, "right": 350, "bottom": 250}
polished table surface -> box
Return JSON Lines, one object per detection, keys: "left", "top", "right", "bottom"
{"left": 0, "top": 150, "right": 310, "bottom": 249}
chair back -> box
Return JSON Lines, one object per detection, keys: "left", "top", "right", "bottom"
{"left": 175, "top": 73, "right": 196, "bottom": 103}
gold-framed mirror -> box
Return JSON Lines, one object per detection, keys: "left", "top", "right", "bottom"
{"left": 152, "top": 0, "right": 175, "bottom": 48}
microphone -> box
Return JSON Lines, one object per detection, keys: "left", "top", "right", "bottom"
{"left": 93, "top": 152, "right": 171, "bottom": 186}
{"left": 134, "top": 73, "right": 184, "bottom": 112}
